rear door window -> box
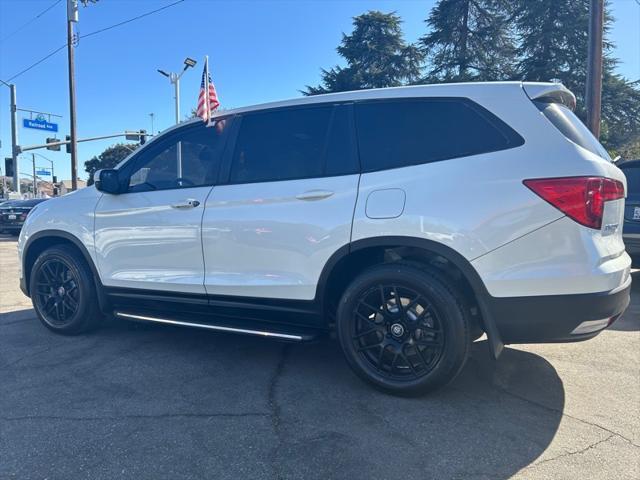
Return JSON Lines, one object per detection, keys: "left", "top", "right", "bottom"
{"left": 354, "top": 98, "right": 523, "bottom": 173}
{"left": 535, "top": 102, "right": 611, "bottom": 161}
{"left": 230, "top": 106, "right": 333, "bottom": 184}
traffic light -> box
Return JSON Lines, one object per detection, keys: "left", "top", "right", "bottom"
{"left": 52, "top": 175, "right": 58, "bottom": 184}
{"left": 139, "top": 129, "right": 147, "bottom": 145}
{"left": 46, "top": 138, "right": 61, "bottom": 151}
{"left": 65, "top": 135, "right": 71, "bottom": 154}
{"left": 4, "top": 158, "right": 13, "bottom": 178}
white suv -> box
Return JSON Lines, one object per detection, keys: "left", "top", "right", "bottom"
{"left": 18, "top": 82, "right": 631, "bottom": 395}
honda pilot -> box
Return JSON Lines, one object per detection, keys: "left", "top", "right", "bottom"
{"left": 18, "top": 82, "right": 631, "bottom": 394}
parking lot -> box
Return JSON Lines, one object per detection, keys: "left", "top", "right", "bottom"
{"left": 0, "top": 235, "right": 638, "bottom": 479}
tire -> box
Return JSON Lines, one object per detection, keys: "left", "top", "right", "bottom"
{"left": 336, "top": 263, "right": 471, "bottom": 396}
{"left": 30, "top": 244, "right": 103, "bottom": 335}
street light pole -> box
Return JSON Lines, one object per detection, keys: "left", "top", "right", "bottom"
{"left": 158, "top": 58, "right": 196, "bottom": 179}
{"left": 157, "top": 58, "right": 197, "bottom": 126}
{"left": 67, "top": 0, "right": 79, "bottom": 191}
{"left": 174, "top": 74, "right": 181, "bottom": 124}
{"left": 586, "top": 0, "right": 604, "bottom": 138}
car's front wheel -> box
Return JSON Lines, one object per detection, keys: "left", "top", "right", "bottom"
{"left": 336, "top": 263, "right": 471, "bottom": 395}
{"left": 30, "top": 245, "right": 103, "bottom": 334}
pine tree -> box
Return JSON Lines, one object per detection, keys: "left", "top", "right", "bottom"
{"left": 303, "top": 11, "right": 423, "bottom": 95}
{"left": 514, "top": 1, "right": 594, "bottom": 101}
{"left": 514, "top": 0, "right": 639, "bottom": 157}
{"left": 420, "top": 0, "right": 516, "bottom": 82}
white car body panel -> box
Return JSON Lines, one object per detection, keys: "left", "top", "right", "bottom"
{"left": 93, "top": 187, "right": 213, "bottom": 293}
{"left": 201, "top": 175, "right": 359, "bottom": 300}
{"left": 18, "top": 187, "right": 102, "bottom": 281}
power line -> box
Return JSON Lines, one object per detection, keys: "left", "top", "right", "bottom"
{"left": 7, "top": 44, "right": 67, "bottom": 82}
{"left": 81, "top": 0, "right": 186, "bottom": 40}
{"left": 4, "top": 0, "right": 187, "bottom": 82}
{"left": 0, "top": 0, "right": 63, "bottom": 43}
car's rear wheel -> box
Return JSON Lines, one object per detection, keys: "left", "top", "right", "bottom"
{"left": 336, "top": 263, "right": 471, "bottom": 395}
{"left": 30, "top": 245, "right": 103, "bottom": 335}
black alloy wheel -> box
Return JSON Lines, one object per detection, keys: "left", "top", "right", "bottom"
{"left": 337, "top": 263, "right": 471, "bottom": 395}
{"left": 33, "top": 258, "right": 81, "bottom": 326}
{"left": 352, "top": 284, "right": 445, "bottom": 379}
{"left": 30, "top": 245, "right": 103, "bottom": 334}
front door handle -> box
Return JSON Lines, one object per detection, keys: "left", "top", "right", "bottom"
{"left": 295, "top": 190, "right": 334, "bottom": 201}
{"left": 171, "top": 199, "right": 200, "bottom": 209}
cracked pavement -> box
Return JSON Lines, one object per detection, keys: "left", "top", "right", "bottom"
{"left": 0, "top": 235, "right": 638, "bottom": 479}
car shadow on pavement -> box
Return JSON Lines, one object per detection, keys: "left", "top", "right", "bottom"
{"left": 608, "top": 270, "right": 639, "bottom": 332}
{"left": 1, "top": 308, "right": 564, "bottom": 479}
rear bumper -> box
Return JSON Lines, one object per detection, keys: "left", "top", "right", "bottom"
{"left": 0, "top": 224, "right": 23, "bottom": 232}
{"left": 487, "top": 277, "right": 631, "bottom": 344}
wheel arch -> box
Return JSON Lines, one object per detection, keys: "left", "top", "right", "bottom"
{"left": 316, "top": 236, "right": 504, "bottom": 358}
{"left": 22, "top": 230, "right": 110, "bottom": 312}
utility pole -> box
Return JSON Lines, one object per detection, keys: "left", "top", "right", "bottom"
{"left": 67, "top": 0, "right": 79, "bottom": 191}
{"left": 1, "top": 79, "right": 20, "bottom": 194}
{"left": 149, "top": 113, "right": 155, "bottom": 135}
{"left": 586, "top": 0, "right": 604, "bottom": 138}
{"left": 34, "top": 153, "right": 55, "bottom": 195}
{"left": 9, "top": 83, "right": 19, "bottom": 194}
{"left": 31, "top": 154, "right": 37, "bottom": 198}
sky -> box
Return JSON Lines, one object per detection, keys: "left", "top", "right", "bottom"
{"left": 0, "top": 0, "right": 639, "bottom": 183}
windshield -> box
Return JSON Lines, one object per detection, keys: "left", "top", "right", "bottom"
{"left": 535, "top": 101, "right": 611, "bottom": 161}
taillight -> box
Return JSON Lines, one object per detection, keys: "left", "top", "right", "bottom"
{"left": 524, "top": 176, "right": 624, "bottom": 229}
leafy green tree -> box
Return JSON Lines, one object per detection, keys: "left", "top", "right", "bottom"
{"left": 420, "top": 0, "right": 516, "bottom": 82}
{"left": 303, "top": 11, "right": 423, "bottom": 95}
{"left": 514, "top": 0, "right": 595, "bottom": 100}
{"left": 84, "top": 143, "right": 138, "bottom": 185}
{"left": 513, "top": 0, "right": 640, "bottom": 157}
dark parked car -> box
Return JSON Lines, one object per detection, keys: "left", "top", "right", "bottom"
{"left": 0, "top": 199, "right": 48, "bottom": 235}
{"left": 619, "top": 160, "right": 640, "bottom": 267}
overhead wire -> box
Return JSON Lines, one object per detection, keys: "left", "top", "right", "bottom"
{"left": 0, "top": 0, "right": 63, "bottom": 43}
{"left": 4, "top": 0, "right": 187, "bottom": 82}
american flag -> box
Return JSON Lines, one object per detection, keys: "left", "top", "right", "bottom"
{"left": 196, "top": 56, "right": 220, "bottom": 123}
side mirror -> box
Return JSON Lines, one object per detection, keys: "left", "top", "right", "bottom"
{"left": 94, "top": 169, "right": 121, "bottom": 194}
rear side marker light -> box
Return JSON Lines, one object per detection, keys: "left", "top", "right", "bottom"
{"left": 524, "top": 176, "right": 624, "bottom": 229}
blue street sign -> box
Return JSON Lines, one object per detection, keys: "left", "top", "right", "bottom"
{"left": 23, "top": 115, "right": 58, "bottom": 132}
{"left": 36, "top": 169, "right": 51, "bottom": 176}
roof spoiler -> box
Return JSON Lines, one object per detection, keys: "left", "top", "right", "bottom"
{"left": 522, "top": 82, "right": 576, "bottom": 111}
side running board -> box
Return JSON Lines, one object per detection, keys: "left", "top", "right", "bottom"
{"left": 114, "top": 312, "right": 316, "bottom": 342}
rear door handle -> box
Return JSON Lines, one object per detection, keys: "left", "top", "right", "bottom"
{"left": 295, "top": 190, "right": 334, "bottom": 201}
{"left": 171, "top": 199, "right": 200, "bottom": 209}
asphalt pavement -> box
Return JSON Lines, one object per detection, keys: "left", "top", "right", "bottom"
{"left": 0, "top": 235, "right": 638, "bottom": 479}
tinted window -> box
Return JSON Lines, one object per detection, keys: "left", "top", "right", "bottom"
{"left": 230, "top": 106, "right": 333, "bottom": 183}
{"left": 127, "top": 119, "right": 229, "bottom": 192}
{"left": 355, "top": 99, "right": 522, "bottom": 172}
{"left": 622, "top": 166, "right": 640, "bottom": 196}
{"left": 536, "top": 102, "right": 611, "bottom": 161}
